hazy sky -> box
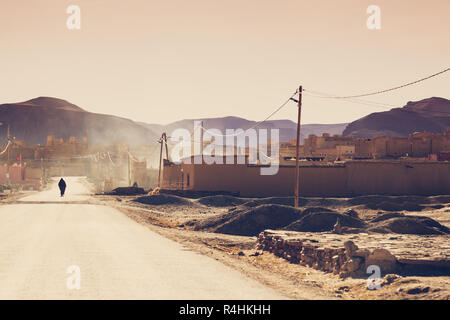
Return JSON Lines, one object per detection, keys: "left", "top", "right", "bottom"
{"left": 0, "top": 0, "right": 448, "bottom": 125}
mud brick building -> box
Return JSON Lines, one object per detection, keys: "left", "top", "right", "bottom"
{"left": 162, "top": 156, "right": 450, "bottom": 197}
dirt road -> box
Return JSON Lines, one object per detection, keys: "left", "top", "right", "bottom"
{"left": 0, "top": 177, "right": 285, "bottom": 299}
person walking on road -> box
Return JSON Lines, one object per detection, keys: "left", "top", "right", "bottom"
{"left": 58, "top": 178, "right": 66, "bottom": 197}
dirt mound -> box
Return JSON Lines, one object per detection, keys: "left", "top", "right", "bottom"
{"left": 302, "top": 207, "right": 336, "bottom": 215}
{"left": 197, "top": 195, "right": 248, "bottom": 207}
{"left": 192, "top": 209, "right": 242, "bottom": 231}
{"left": 343, "top": 209, "right": 359, "bottom": 218}
{"left": 240, "top": 197, "right": 346, "bottom": 208}
{"left": 348, "top": 195, "right": 392, "bottom": 206}
{"left": 305, "top": 198, "right": 347, "bottom": 207}
{"left": 241, "top": 197, "right": 300, "bottom": 207}
{"left": 108, "top": 186, "right": 146, "bottom": 195}
{"left": 348, "top": 195, "right": 431, "bottom": 206}
{"left": 160, "top": 189, "right": 240, "bottom": 199}
{"left": 369, "top": 216, "right": 450, "bottom": 235}
{"left": 366, "top": 201, "right": 424, "bottom": 212}
{"left": 193, "top": 205, "right": 366, "bottom": 235}
{"left": 371, "top": 212, "right": 405, "bottom": 223}
{"left": 134, "top": 194, "right": 192, "bottom": 206}
{"left": 285, "top": 211, "right": 366, "bottom": 232}
{"left": 194, "top": 204, "right": 303, "bottom": 236}
{"left": 430, "top": 195, "right": 450, "bottom": 204}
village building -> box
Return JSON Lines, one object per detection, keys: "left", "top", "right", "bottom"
{"left": 162, "top": 128, "right": 450, "bottom": 197}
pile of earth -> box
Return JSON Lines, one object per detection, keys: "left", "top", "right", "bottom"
{"left": 347, "top": 195, "right": 450, "bottom": 212}
{"left": 196, "top": 195, "right": 249, "bottom": 207}
{"left": 190, "top": 203, "right": 450, "bottom": 236}
{"left": 240, "top": 197, "right": 347, "bottom": 208}
{"left": 240, "top": 197, "right": 297, "bottom": 207}
{"left": 368, "top": 212, "right": 450, "bottom": 235}
{"left": 303, "top": 198, "right": 347, "bottom": 207}
{"left": 191, "top": 205, "right": 365, "bottom": 236}
{"left": 347, "top": 195, "right": 432, "bottom": 206}
{"left": 133, "top": 194, "right": 192, "bottom": 206}
{"left": 192, "top": 204, "right": 303, "bottom": 236}
{"left": 430, "top": 195, "right": 450, "bottom": 204}
{"left": 284, "top": 208, "right": 366, "bottom": 232}
{"left": 283, "top": 210, "right": 450, "bottom": 235}
{"left": 232, "top": 195, "right": 449, "bottom": 211}
{"left": 107, "top": 186, "right": 146, "bottom": 196}
{"left": 366, "top": 201, "right": 425, "bottom": 212}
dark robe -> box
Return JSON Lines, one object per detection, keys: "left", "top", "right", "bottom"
{"left": 58, "top": 178, "right": 66, "bottom": 197}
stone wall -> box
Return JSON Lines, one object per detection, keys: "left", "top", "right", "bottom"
{"left": 257, "top": 230, "right": 449, "bottom": 277}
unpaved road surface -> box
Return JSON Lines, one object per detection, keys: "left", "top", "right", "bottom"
{"left": 0, "top": 177, "right": 285, "bottom": 299}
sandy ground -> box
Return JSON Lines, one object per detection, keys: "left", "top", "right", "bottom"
{"left": 0, "top": 177, "right": 285, "bottom": 299}
{"left": 96, "top": 191, "right": 450, "bottom": 300}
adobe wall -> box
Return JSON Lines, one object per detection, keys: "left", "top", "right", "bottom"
{"left": 182, "top": 160, "right": 450, "bottom": 197}
{"left": 162, "top": 162, "right": 184, "bottom": 189}
{"left": 0, "top": 165, "right": 26, "bottom": 184}
{"left": 182, "top": 162, "right": 347, "bottom": 197}
{"left": 182, "top": 162, "right": 246, "bottom": 194}
{"left": 345, "top": 161, "right": 450, "bottom": 196}
{"left": 48, "top": 164, "right": 87, "bottom": 177}
{"left": 238, "top": 165, "right": 347, "bottom": 197}
{"left": 25, "top": 167, "right": 42, "bottom": 180}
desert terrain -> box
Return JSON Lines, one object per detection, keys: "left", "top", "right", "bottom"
{"left": 95, "top": 188, "right": 450, "bottom": 300}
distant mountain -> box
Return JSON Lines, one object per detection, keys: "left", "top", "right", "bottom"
{"left": 0, "top": 96, "right": 348, "bottom": 147}
{"left": 343, "top": 97, "right": 450, "bottom": 138}
{"left": 139, "top": 116, "right": 348, "bottom": 143}
{"left": 0, "top": 97, "right": 159, "bottom": 146}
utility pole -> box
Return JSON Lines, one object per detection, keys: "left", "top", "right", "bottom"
{"left": 294, "top": 86, "right": 303, "bottom": 208}
{"left": 6, "top": 124, "right": 11, "bottom": 188}
{"left": 157, "top": 133, "right": 165, "bottom": 188}
{"left": 200, "top": 121, "right": 203, "bottom": 157}
{"left": 163, "top": 133, "right": 169, "bottom": 161}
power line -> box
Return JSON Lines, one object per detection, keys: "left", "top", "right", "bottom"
{"left": 303, "top": 91, "right": 396, "bottom": 109}
{"left": 163, "top": 89, "right": 298, "bottom": 141}
{"left": 200, "top": 90, "right": 299, "bottom": 138}
{"left": 303, "top": 90, "right": 394, "bottom": 106}
{"left": 304, "top": 67, "right": 449, "bottom": 99}
{"left": 0, "top": 141, "right": 12, "bottom": 156}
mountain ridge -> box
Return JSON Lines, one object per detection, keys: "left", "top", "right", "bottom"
{"left": 0, "top": 97, "right": 159, "bottom": 146}
{"left": 343, "top": 97, "right": 450, "bottom": 138}
{"left": 0, "top": 97, "right": 347, "bottom": 146}
{"left": 138, "top": 117, "right": 348, "bottom": 143}
{"left": 4, "top": 96, "right": 446, "bottom": 147}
